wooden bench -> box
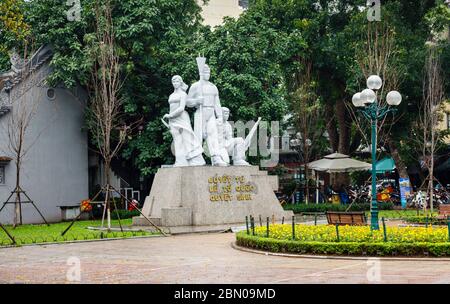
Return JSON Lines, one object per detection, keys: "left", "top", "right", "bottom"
{"left": 326, "top": 211, "right": 367, "bottom": 226}
{"left": 437, "top": 205, "right": 450, "bottom": 220}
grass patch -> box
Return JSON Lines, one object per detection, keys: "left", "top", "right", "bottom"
{"left": 0, "top": 219, "right": 154, "bottom": 246}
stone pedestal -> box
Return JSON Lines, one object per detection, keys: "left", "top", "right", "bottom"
{"left": 133, "top": 166, "right": 293, "bottom": 233}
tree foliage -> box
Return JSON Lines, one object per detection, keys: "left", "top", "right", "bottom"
{"left": 12, "top": 0, "right": 205, "bottom": 175}
{"left": 0, "top": 0, "right": 30, "bottom": 70}
{"left": 249, "top": 0, "right": 448, "bottom": 173}
{"left": 1, "top": 0, "right": 447, "bottom": 180}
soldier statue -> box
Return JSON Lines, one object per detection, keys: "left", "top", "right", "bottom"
{"left": 186, "top": 59, "right": 228, "bottom": 166}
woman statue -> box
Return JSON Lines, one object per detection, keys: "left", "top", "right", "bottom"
{"left": 163, "top": 75, "right": 205, "bottom": 167}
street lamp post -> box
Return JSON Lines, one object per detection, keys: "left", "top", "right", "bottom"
{"left": 352, "top": 75, "right": 402, "bottom": 230}
{"left": 290, "top": 135, "right": 302, "bottom": 204}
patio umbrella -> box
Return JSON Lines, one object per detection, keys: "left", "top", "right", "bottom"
{"left": 307, "top": 153, "right": 371, "bottom": 173}
{"left": 308, "top": 153, "right": 371, "bottom": 204}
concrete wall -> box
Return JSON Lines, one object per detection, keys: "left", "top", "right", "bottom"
{"left": 199, "top": 0, "right": 244, "bottom": 27}
{"left": 0, "top": 63, "right": 88, "bottom": 224}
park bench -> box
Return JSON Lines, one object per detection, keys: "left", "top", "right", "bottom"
{"left": 57, "top": 204, "right": 90, "bottom": 221}
{"left": 437, "top": 205, "right": 450, "bottom": 220}
{"left": 326, "top": 211, "right": 367, "bottom": 226}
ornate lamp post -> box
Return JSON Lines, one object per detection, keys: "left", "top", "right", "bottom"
{"left": 352, "top": 75, "right": 402, "bottom": 230}
{"left": 290, "top": 135, "right": 302, "bottom": 204}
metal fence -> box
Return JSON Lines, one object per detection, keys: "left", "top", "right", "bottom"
{"left": 244, "top": 215, "right": 450, "bottom": 243}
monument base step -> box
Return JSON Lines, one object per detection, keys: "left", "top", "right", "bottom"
{"left": 132, "top": 218, "right": 296, "bottom": 235}
{"left": 133, "top": 222, "right": 246, "bottom": 235}
{"left": 133, "top": 216, "right": 162, "bottom": 227}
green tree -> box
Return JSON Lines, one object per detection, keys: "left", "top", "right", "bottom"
{"left": 126, "top": 7, "right": 307, "bottom": 173}
{"left": 248, "top": 0, "right": 447, "bottom": 183}
{"left": 18, "top": 0, "right": 205, "bottom": 175}
{"left": 0, "top": 0, "right": 30, "bottom": 70}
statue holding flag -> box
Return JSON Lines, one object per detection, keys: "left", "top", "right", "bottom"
{"left": 186, "top": 58, "right": 228, "bottom": 166}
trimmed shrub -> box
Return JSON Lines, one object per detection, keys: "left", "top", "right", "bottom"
{"left": 404, "top": 216, "right": 448, "bottom": 225}
{"left": 236, "top": 233, "right": 450, "bottom": 257}
{"left": 283, "top": 202, "right": 394, "bottom": 214}
{"left": 110, "top": 210, "right": 140, "bottom": 220}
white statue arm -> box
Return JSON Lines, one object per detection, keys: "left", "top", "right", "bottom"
{"left": 224, "top": 123, "right": 232, "bottom": 141}
{"left": 186, "top": 83, "right": 201, "bottom": 108}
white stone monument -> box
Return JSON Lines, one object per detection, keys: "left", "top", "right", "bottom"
{"left": 133, "top": 58, "right": 293, "bottom": 233}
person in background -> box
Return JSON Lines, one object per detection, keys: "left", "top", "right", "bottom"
{"left": 339, "top": 184, "right": 350, "bottom": 205}
{"left": 128, "top": 197, "right": 140, "bottom": 211}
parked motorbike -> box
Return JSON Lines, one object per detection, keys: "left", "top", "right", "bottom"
{"left": 407, "top": 189, "right": 449, "bottom": 209}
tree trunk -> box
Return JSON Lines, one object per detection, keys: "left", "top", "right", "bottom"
{"left": 335, "top": 100, "right": 351, "bottom": 188}
{"left": 387, "top": 138, "right": 408, "bottom": 179}
{"left": 349, "top": 132, "right": 362, "bottom": 155}
{"left": 304, "top": 163, "right": 309, "bottom": 204}
{"left": 336, "top": 100, "right": 350, "bottom": 155}
{"left": 14, "top": 158, "right": 22, "bottom": 227}
{"left": 324, "top": 103, "right": 339, "bottom": 152}
{"left": 105, "top": 159, "right": 111, "bottom": 230}
{"left": 428, "top": 173, "right": 433, "bottom": 213}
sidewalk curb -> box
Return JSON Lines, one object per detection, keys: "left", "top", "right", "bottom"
{"left": 231, "top": 241, "right": 450, "bottom": 261}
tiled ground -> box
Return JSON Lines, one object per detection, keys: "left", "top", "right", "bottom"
{"left": 0, "top": 233, "right": 449, "bottom": 284}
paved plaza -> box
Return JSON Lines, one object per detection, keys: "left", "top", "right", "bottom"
{"left": 0, "top": 233, "right": 449, "bottom": 284}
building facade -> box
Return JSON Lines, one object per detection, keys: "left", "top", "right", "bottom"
{"left": 0, "top": 45, "right": 89, "bottom": 224}
{"left": 199, "top": 0, "right": 247, "bottom": 27}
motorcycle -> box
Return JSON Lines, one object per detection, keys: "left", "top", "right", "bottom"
{"left": 407, "top": 189, "right": 449, "bottom": 209}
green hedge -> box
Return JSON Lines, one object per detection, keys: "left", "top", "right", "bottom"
{"left": 236, "top": 233, "right": 450, "bottom": 257}
{"left": 404, "top": 216, "right": 448, "bottom": 225}
{"left": 283, "top": 202, "right": 394, "bottom": 214}
{"left": 110, "top": 210, "right": 140, "bottom": 220}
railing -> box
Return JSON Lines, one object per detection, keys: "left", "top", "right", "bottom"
{"left": 244, "top": 215, "right": 450, "bottom": 243}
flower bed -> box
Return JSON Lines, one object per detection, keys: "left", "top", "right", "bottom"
{"left": 254, "top": 224, "right": 448, "bottom": 243}
{"left": 236, "top": 224, "right": 450, "bottom": 257}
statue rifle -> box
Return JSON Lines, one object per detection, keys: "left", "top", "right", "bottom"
{"left": 244, "top": 117, "right": 262, "bottom": 151}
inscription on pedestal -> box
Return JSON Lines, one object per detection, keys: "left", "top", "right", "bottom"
{"left": 208, "top": 175, "right": 256, "bottom": 202}
{"left": 134, "top": 166, "right": 293, "bottom": 229}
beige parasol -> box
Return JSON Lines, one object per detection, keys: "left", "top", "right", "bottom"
{"left": 307, "top": 153, "right": 371, "bottom": 173}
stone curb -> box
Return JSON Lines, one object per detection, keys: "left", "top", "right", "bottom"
{"left": 231, "top": 241, "right": 450, "bottom": 262}
{"left": 0, "top": 234, "right": 166, "bottom": 249}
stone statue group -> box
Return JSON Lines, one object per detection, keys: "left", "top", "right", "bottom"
{"left": 162, "top": 57, "right": 259, "bottom": 167}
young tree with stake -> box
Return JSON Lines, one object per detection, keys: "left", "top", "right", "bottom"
{"left": 86, "top": 0, "right": 132, "bottom": 230}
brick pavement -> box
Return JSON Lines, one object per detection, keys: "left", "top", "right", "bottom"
{"left": 0, "top": 233, "right": 449, "bottom": 283}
